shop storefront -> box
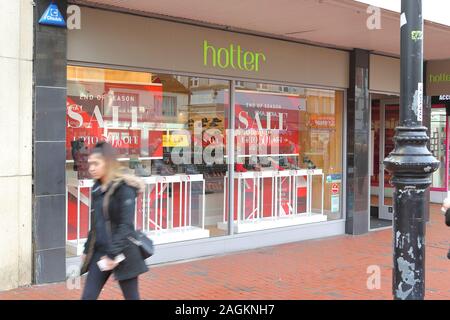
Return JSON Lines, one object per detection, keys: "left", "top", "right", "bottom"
{"left": 8, "top": 0, "right": 447, "bottom": 289}
{"left": 368, "top": 54, "right": 401, "bottom": 229}
{"left": 367, "top": 55, "right": 448, "bottom": 230}
{"left": 65, "top": 7, "right": 348, "bottom": 260}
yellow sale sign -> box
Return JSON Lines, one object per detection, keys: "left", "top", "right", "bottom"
{"left": 162, "top": 134, "right": 190, "bottom": 147}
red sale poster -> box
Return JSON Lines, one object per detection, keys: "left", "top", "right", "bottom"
{"left": 233, "top": 90, "right": 301, "bottom": 156}
{"left": 67, "top": 80, "right": 165, "bottom": 240}
{"left": 66, "top": 81, "right": 164, "bottom": 159}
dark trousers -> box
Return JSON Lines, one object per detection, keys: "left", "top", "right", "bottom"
{"left": 81, "top": 252, "right": 140, "bottom": 300}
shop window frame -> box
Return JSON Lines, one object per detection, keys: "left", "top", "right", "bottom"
{"left": 65, "top": 62, "right": 348, "bottom": 252}
{"left": 429, "top": 104, "right": 449, "bottom": 192}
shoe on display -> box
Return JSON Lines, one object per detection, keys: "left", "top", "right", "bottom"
{"left": 135, "top": 163, "right": 151, "bottom": 177}
{"left": 303, "top": 156, "right": 317, "bottom": 169}
{"left": 160, "top": 165, "right": 176, "bottom": 175}
{"left": 185, "top": 164, "right": 200, "bottom": 175}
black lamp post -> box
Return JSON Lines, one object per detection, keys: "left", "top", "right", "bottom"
{"left": 384, "top": 0, "right": 439, "bottom": 300}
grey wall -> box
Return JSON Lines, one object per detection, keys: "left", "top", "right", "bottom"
{"left": 33, "top": 0, "right": 68, "bottom": 284}
{"left": 345, "top": 49, "right": 370, "bottom": 235}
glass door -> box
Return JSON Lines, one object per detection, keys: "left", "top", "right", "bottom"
{"left": 430, "top": 108, "right": 447, "bottom": 190}
{"left": 378, "top": 100, "right": 399, "bottom": 221}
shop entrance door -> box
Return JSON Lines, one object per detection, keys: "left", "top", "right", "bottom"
{"left": 370, "top": 95, "right": 398, "bottom": 230}
{"left": 377, "top": 100, "right": 399, "bottom": 221}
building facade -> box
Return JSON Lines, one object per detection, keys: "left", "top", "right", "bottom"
{"left": 0, "top": 0, "right": 449, "bottom": 291}
{"left": 0, "top": 0, "right": 33, "bottom": 291}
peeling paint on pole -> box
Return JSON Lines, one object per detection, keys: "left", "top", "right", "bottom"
{"left": 396, "top": 257, "right": 419, "bottom": 300}
{"left": 417, "top": 236, "right": 423, "bottom": 249}
{"left": 411, "top": 84, "right": 423, "bottom": 122}
{"left": 417, "top": 83, "right": 423, "bottom": 121}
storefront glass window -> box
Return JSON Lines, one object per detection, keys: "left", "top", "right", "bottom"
{"left": 66, "top": 66, "right": 230, "bottom": 255}
{"left": 65, "top": 66, "right": 344, "bottom": 254}
{"left": 223, "top": 81, "right": 343, "bottom": 233}
{"left": 430, "top": 107, "right": 447, "bottom": 189}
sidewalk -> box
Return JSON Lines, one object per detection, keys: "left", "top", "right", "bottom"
{"left": 1, "top": 204, "right": 448, "bottom": 300}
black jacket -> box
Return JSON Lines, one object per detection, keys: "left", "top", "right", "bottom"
{"left": 81, "top": 174, "right": 149, "bottom": 281}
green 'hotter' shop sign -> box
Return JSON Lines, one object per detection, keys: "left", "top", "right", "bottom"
{"left": 203, "top": 40, "right": 266, "bottom": 72}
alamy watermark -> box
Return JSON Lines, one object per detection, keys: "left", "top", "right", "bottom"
{"left": 366, "top": 5, "right": 381, "bottom": 30}
{"left": 45, "top": 4, "right": 81, "bottom": 30}
{"left": 366, "top": 265, "right": 381, "bottom": 290}
{"left": 66, "top": 264, "right": 81, "bottom": 290}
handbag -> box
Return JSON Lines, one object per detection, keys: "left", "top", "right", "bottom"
{"left": 128, "top": 230, "right": 155, "bottom": 260}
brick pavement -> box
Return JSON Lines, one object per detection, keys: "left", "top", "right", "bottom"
{"left": 0, "top": 204, "right": 448, "bottom": 300}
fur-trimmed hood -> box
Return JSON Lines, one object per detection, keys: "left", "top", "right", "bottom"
{"left": 117, "top": 174, "right": 146, "bottom": 193}
{"left": 100, "top": 172, "right": 145, "bottom": 193}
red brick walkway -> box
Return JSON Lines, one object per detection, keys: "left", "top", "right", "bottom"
{"left": 1, "top": 204, "right": 449, "bottom": 300}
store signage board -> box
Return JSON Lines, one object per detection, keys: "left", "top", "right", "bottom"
{"left": 431, "top": 95, "right": 450, "bottom": 115}
{"left": 203, "top": 40, "right": 266, "bottom": 72}
{"left": 426, "top": 59, "right": 450, "bottom": 96}
{"left": 431, "top": 95, "right": 450, "bottom": 104}
{"left": 39, "top": 3, "right": 66, "bottom": 28}
{"left": 68, "top": 8, "right": 349, "bottom": 89}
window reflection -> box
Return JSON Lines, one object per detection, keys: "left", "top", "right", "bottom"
{"left": 430, "top": 108, "right": 447, "bottom": 189}
{"left": 65, "top": 66, "right": 345, "bottom": 256}
{"left": 66, "top": 66, "right": 229, "bottom": 256}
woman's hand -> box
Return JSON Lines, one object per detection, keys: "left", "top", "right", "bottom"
{"left": 100, "top": 256, "right": 119, "bottom": 271}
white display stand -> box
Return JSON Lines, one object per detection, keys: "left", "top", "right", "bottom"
{"left": 66, "top": 174, "right": 209, "bottom": 256}
{"left": 140, "top": 174, "right": 210, "bottom": 244}
{"left": 218, "top": 169, "right": 326, "bottom": 233}
{"left": 66, "top": 178, "right": 94, "bottom": 256}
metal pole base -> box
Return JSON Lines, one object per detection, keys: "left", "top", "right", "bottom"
{"left": 385, "top": 127, "right": 439, "bottom": 300}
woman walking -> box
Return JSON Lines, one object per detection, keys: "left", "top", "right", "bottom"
{"left": 80, "top": 141, "right": 148, "bottom": 300}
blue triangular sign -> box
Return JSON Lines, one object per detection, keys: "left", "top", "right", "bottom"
{"left": 39, "top": 3, "right": 66, "bottom": 27}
